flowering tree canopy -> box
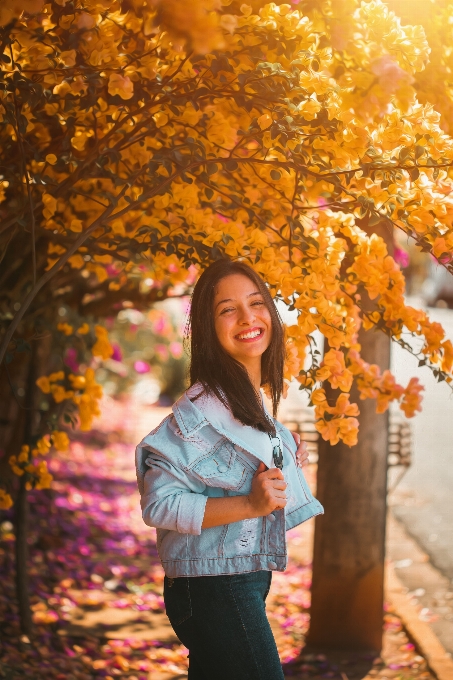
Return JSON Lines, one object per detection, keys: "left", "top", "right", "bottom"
{"left": 2, "top": 0, "right": 453, "bottom": 508}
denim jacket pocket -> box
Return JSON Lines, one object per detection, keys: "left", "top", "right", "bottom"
{"left": 191, "top": 442, "right": 246, "bottom": 490}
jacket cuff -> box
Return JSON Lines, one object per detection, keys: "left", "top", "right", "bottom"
{"left": 177, "top": 493, "right": 208, "bottom": 535}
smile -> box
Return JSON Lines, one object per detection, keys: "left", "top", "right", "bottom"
{"left": 235, "top": 327, "right": 264, "bottom": 341}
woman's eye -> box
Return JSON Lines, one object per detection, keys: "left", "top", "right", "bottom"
{"left": 251, "top": 300, "right": 264, "bottom": 307}
{"left": 220, "top": 307, "right": 234, "bottom": 315}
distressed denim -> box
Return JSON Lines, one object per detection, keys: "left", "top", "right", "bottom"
{"left": 135, "top": 388, "right": 324, "bottom": 577}
{"left": 164, "top": 571, "right": 284, "bottom": 680}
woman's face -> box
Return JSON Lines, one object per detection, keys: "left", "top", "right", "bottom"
{"left": 213, "top": 273, "right": 272, "bottom": 368}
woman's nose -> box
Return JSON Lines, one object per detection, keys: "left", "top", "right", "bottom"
{"left": 237, "top": 305, "right": 255, "bottom": 324}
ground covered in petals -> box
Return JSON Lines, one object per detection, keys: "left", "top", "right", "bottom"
{"left": 0, "top": 403, "right": 435, "bottom": 679}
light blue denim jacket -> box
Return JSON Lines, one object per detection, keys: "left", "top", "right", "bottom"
{"left": 135, "top": 388, "right": 324, "bottom": 577}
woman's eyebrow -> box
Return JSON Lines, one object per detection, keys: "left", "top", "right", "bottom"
{"left": 215, "top": 291, "right": 262, "bottom": 310}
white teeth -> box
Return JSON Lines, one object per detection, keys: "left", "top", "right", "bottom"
{"left": 237, "top": 329, "right": 261, "bottom": 340}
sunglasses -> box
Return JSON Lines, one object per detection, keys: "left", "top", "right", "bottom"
{"left": 268, "top": 434, "right": 283, "bottom": 470}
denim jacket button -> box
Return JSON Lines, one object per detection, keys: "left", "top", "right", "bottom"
{"left": 268, "top": 561, "right": 277, "bottom": 570}
{"left": 217, "top": 464, "right": 228, "bottom": 473}
{"left": 267, "top": 513, "right": 276, "bottom": 522}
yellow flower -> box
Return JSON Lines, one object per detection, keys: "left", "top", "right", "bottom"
{"left": 36, "top": 376, "right": 51, "bottom": 394}
{"left": 153, "top": 111, "right": 169, "bottom": 128}
{"left": 69, "top": 374, "right": 86, "bottom": 389}
{"left": 257, "top": 113, "right": 272, "bottom": 130}
{"left": 68, "top": 255, "right": 85, "bottom": 269}
{"left": 36, "top": 436, "right": 51, "bottom": 455}
{"left": 0, "top": 489, "right": 13, "bottom": 510}
{"left": 18, "top": 445, "right": 30, "bottom": 463}
{"left": 108, "top": 73, "right": 134, "bottom": 100}
{"left": 52, "top": 431, "right": 70, "bottom": 452}
{"left": 9, "top": 455, "right": 24, "bottom": 476}
{"left": 35, "top": 461, "right": 53, "bottom": 490}
{"left": 50, "top": 384, "right": 74, "bottom": 403}
{"left": 311, "top": 388, "right": 327, "bottom": 406}
{"left": 92, "top": 325, "right": 113, "bottom": 360}
{"left": 36, "top": 475, "right": 53, "bottom": 490}
{"left": 48, "top": 371, "right": 65, "bottom": 382}
{"left": 57, "top": 323, "right": 73, "bottom": 336}
{"left": 77, "top": 323, "right": 90, "bottom": 334}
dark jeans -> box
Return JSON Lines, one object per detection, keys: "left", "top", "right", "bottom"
{"left": 163, "top": 570, "right": 284, "bottom": 680}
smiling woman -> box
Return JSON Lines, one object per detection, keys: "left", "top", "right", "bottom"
{"left": 135, "top": 259, "right": 323, "bottom": 680}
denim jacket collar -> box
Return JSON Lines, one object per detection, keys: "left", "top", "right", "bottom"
{"left": 172, "top": 389, "right": 288, "bottom": 466}
{"left": 172, "top": 391, "right": 209, "bottom": 436}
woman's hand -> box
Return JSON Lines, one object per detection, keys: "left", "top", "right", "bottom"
{"left": 291, "top": 431, "right": 309, "bottom": 468}
{"left": 247, "top": 461, "right": 287, "bottom": 516}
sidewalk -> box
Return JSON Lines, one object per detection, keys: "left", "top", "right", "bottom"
{"left": 387, "top": 505, "right": 453, "bottom": 657}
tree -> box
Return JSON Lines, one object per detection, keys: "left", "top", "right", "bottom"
{"left": 308, "top": 217, "right": 394, "bottom": 651}
{"left": 308, "top": 0, "right": 453, "bottom": 651}
{"left": 2, "top": 0, "right": 453, "bottom": 640}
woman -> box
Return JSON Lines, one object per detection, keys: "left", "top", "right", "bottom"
{"left": 136, "top": 260, "right": 323, "bottom": 679}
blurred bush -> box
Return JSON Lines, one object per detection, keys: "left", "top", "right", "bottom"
{"left": 98, "top": 298, "right": 189, "bottom": 405}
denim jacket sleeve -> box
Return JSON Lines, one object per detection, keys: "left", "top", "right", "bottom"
{"left": 138, "top": 446, "right": 208, "bottom": 536}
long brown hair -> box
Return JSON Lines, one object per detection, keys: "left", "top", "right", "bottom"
{"left": 187, "top": 259, "right": 285, "bottom": 432}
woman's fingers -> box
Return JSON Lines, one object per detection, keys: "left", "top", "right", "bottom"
{"left": 296, "top": 441, "right": 309, "bottom": 468}
{"left": 254, "top": 461, "right": 268, "bottom": 477}
{"left": 271, "top": 480, "right": 287, "bottom": 491}
{"left": 290, "top": 431, "right": 310, "bottom": 467}
{"left": 262, "top": 467, "right": 285, "bottom": 480}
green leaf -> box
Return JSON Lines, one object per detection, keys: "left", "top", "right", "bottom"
{"left": 409, "top": 167, "right": 420, "bottom": 181}
{"left": 270, "top": 169, "right": 281, "bottom": 180}
{"left": 207, "top": 163, "right": 218, "bottom": 176}
{"left": 368, "top": 212, "right": 381, "bottom": 226}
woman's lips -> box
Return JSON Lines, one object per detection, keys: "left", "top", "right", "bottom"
{"left": 234, "top": 327, "right": 264, "bottom": 342}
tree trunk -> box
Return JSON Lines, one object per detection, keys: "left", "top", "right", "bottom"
{"left": 15, "top": 472, "right": 33, "bottom": 636}
{"left": 14, "top": 343, "right": 41, "bottom": 637}
{"left": 307, "top": 219, "right": 393, "bottom": 652}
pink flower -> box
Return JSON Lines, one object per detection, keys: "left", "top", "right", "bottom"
{"left": 134, "top": 360, "right": 151, "bottom": 374}
{"left": 170, "top": 342, "right": 183, "bottom": 359}
{"left": 106, "top": 264, "right": 120, "bottom": 277}
{"left": 394, "top": 246, "right": 410, "bottom": 268}
{"left": 154, "top": 317, "right": 167, "bottom": 334}
{"left": 111, "top": 343, "right": 123, "bottom": 362}
{"left": 64, "top": 348, "right": 79, "bottom": 372}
